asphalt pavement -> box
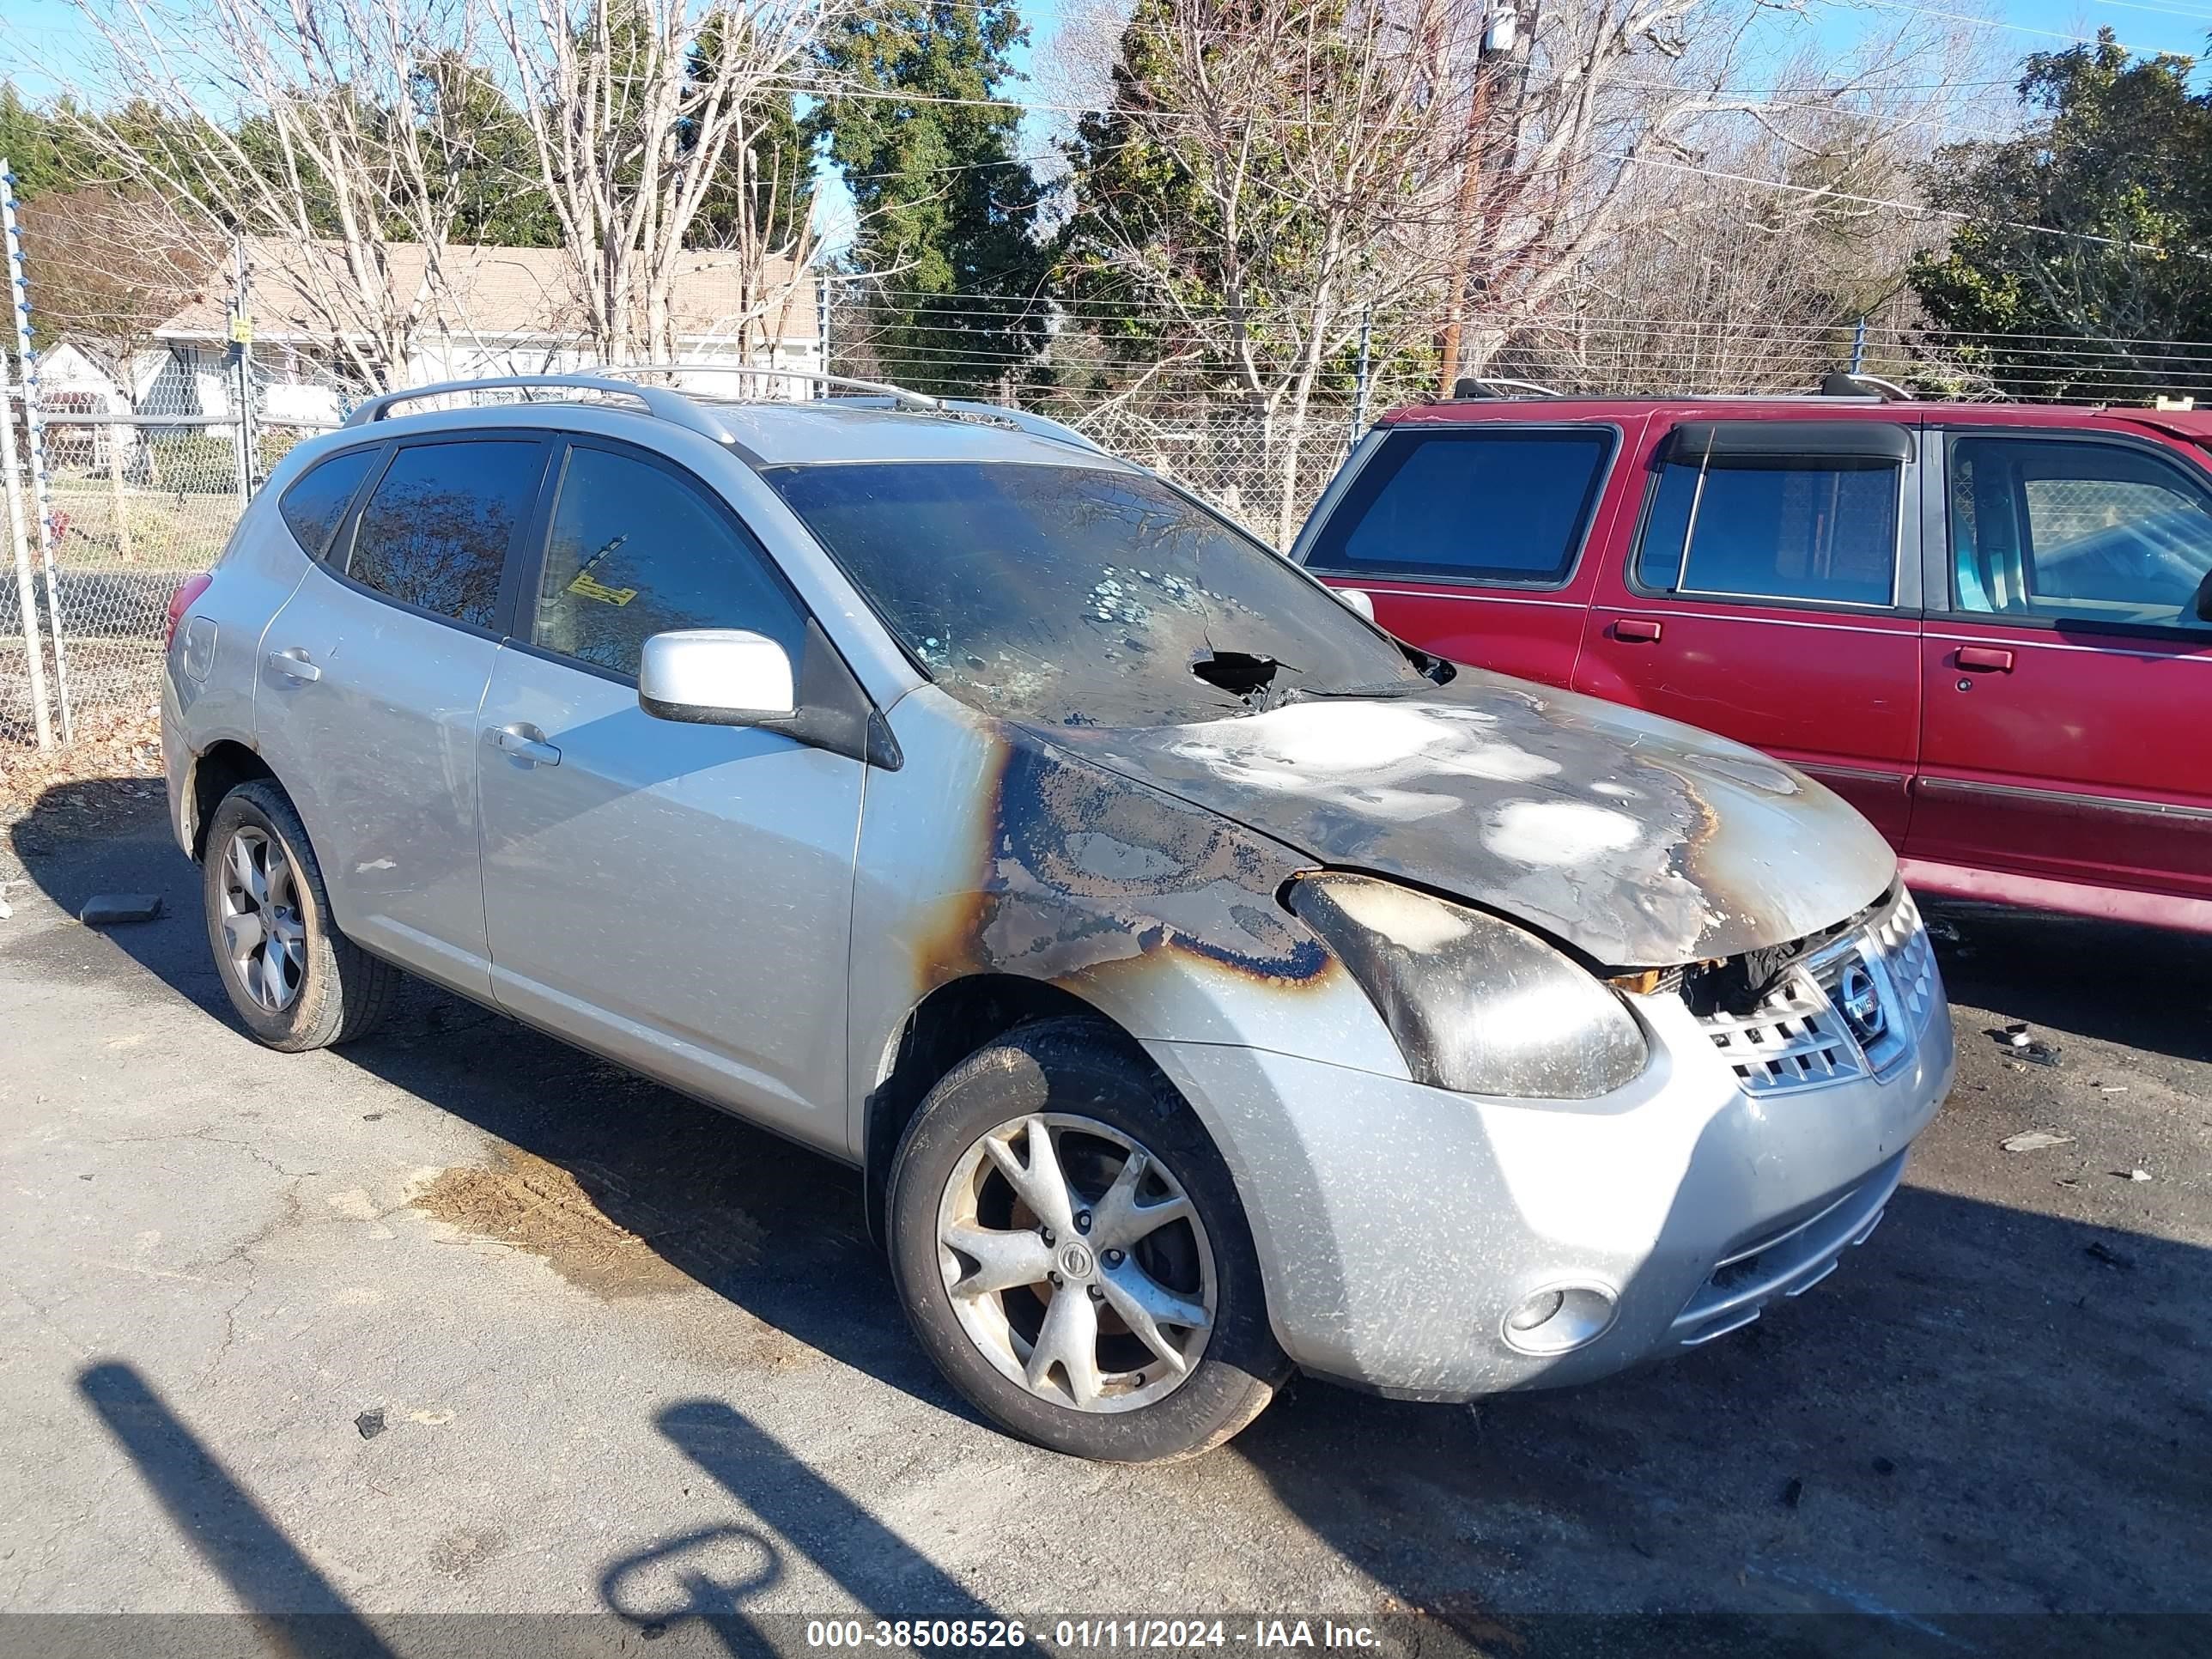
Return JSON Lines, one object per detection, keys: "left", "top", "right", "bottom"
{"left": 1, "top": 775, "right": 2207, "bottom": 1657}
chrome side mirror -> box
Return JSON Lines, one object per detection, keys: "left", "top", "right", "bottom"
{"left": 638, "top": 629, "right": 796, "bottom": 726}
{"left": 1334, "top": 586, "right": 1376, "bottom": 623}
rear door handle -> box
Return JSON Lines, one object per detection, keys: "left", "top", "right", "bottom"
{"left": 1956, "top": 646, "right": 2014, "bottom": 673}
{"left": 265, "top": 647, "right": 321, "bottom": 682}
{"left": 1613, "top": 617, "right": 1663, "bottom": 643}
{"left": 489, "top": 723, "right": 562, "bottom": 767}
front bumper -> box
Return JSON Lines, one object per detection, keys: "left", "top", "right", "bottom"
{"left": 1146, "top": 903, "right": 1955, "bottom": 1402}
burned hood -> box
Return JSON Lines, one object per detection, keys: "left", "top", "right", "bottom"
{"left": 1028, "top": 668, "right": 1895, "bottom": 969}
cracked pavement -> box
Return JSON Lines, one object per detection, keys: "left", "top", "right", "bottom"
{"left": 1, "top": 780, "right": 2209, "bottom": 1650}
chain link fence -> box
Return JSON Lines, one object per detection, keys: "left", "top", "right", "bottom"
{"left": 3, "top": 358, "right": 344, "bottom": 749}
{"left": 1063, "top": 400, "right": 1363, "bottom": 549}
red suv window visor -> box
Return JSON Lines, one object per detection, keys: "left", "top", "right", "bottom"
{"left": 1662, "top": 421, "right": 1914, "bottom": 465}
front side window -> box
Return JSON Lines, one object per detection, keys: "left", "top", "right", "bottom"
{"left": 1949, "top": 435, "right": 2212, "bottom": 630}
{"left": 278, "top": 446, "right": 378, "bottom": 560}
{"left": 345, "top": 440, "right": 543, "bottom": 629}
{"left": 1305, "top": 427, "right": 1614, "bottom": 585}
{"left": 532, "top": 445, "right": 806, "bottom": 676}
{"left": 769, "top": 460, "right": 1430, "bottom": 727}
{"left": 1636, "top": 457, "right": 1899, "bottom": 606}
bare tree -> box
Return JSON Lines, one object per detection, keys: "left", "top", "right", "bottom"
{"left": 18, "top": 185, "right": 210, "bottom": 382}
{"left": 485, "top": 0, "right": 836, "bottom": 365}
{"left": 59, "top": 0, "right": 504, "bottom": 391}
{"left": 1494, "top": 77, "right": 1972, "bottom": 393}
{"left": 1053, "top": 0, "right": 1990, "bottom": 538}
{"left": 1060, "top": 0, "right": 1472, "bottom": 543}
{"left": 1437, "top": 0, "right": 1984, "bottom": 378}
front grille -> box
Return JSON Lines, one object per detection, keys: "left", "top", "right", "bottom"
{"left": 1702, "top": 970, "right": 1865, "bottom": 1092}
{"left": 1694, "top": 889, "right": 1937, "bottom": 1095}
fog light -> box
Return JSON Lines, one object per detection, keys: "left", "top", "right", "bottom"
{"left": 1506, "top": 1290, "right": 1565, "bottom": 1332}
{"left": 1501, "top": 1284, "right": 1619, "bottom": 1356}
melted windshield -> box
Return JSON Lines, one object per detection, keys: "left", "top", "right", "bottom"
{"left": 768, "top": 460, "right": 1431, "bottom": 726}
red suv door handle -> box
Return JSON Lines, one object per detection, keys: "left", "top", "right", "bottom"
{"left": 1613, "top": 617, "right": 1663, "bottom": 643}
{"left": 1956, "top": 646, "right": 2014, "bottom": 673}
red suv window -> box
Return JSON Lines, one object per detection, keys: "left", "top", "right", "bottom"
{"left": 1305, "top": 426, "right": 1614, "bottom": 586}
{"left": 1632, "top": 434, "right": 1905, "bottom": 609}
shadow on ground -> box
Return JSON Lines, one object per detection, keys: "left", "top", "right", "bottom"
{"left": 14, "top": 778, "right": 2212, "bottom": 1656}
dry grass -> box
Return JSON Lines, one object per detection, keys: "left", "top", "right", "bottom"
{"left": 0, "top": 698, "right": 162, "bottom": 826}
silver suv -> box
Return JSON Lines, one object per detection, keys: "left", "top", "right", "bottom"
{"left": 163, "top": 373, "right": 1954, "bottom": 1462}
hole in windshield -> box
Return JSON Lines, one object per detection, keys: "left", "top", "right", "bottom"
{"left": 766, "top": 460, "right": 1427, "bottom": 728}
{"left": 1189, "top": 648, "right": 1281, "bottom": 699}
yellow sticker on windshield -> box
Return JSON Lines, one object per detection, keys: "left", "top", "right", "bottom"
{"left": 567, "top": 572, "right": 638, "bottom": 606}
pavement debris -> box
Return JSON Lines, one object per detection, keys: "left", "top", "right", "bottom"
{"left": 2084, "top": 1240, "right": 2137, "bottom": 1271}
{"left": 2001, "top": 1131, "right": 2075, "bottom": 1153}
{"left": 1781, "top": 1477, "right": 1805, "bottom": 1510}
{"left": 355, "top": 1407, "right": 387, "bottom": 1440}
{"left": 2118, "top": 1169, "right": 2153, "bottom": 1182}
{"left": 78, "top": 893, "right": 163, "bottom": 926}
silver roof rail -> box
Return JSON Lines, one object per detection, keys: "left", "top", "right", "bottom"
{"left": 610, "top": 363, "right": 942, "bottom": 410}
{"left": 938, "top": 398, "right": 1104, "bottom": 453}
{"left": 822, "top": 392, "right": 1105, "bottom": 453}
{"left": 343, "top": 374, "right": 738, "bottom": 441}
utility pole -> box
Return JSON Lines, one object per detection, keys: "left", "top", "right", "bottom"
{"left": 1437, "top": 7, "right": 1529, "bottom": 395}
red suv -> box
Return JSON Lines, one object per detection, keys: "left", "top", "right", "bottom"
{"left": 1290, "top": 396, "right": 2212, "bottom": 933}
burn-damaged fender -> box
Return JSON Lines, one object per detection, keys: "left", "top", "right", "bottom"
{"left": 843, "top": 686, "right": 1407, "bottom": 1161}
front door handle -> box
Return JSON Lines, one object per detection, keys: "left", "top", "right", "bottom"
{"left": 489, "top": 724, "right": 562, "bottom": 767}
{"left": 1613, "top": 617, "right": 1663, "bottom": 643}
{"left": 1956, "top": 646, "right": 2014, "bottom": 673}
{"left": 265, "top": 647, "right": 321, "bottom": 682}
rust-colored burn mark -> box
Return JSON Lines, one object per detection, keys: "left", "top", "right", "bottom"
{"left": 411, "top": 1146, "right": 759, "bottom": 1299}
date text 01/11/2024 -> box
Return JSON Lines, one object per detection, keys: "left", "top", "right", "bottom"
{"left": 803, "top": 1620, "right": 1383, "bottom": 1650}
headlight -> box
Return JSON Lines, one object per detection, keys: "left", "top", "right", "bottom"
{"left": 1289, "top": 872, "right": 1649, "bottom": 1099}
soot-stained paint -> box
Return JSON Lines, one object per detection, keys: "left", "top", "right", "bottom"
{"left": 967, "top": 739, "right": 1333, "bottom": 987}
{"left": 1030, "top": 668, "right": 1897, "bottom": 969}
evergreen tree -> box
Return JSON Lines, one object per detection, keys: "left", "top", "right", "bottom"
{"left": 1909, "top": 31, "right": 2212, "bottom": 399}
{"left": 811, "top": 0, "right": 1049, "bottom": 396}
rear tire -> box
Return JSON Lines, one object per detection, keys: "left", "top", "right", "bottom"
{"left": 203, "top": 779, "right": 397, "bottom": 1052}
{"left": 887, "top": 1017, "right": 1287, "bottom": 1462}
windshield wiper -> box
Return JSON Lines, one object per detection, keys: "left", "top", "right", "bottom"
{"left": 1266, "top": 679, "right": 1420, "bottom": 708}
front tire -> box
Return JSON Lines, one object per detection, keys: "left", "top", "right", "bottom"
{"left": 202, "top": 779, "right": 397, "bottom": 1051}
{"left": 887, "top": 1018, "right": 1287, "bottom": 1462}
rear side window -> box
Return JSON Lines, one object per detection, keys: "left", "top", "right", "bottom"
{"left": 345, "top": 440, "right": 543, "bottom": 629}
{"left": 1949, "top": 435, "right": 2212, "bottom": 631}
{"left": 1306, "top": 428, "right": 1613, "bottom": 584}
{"left": 1635, "top": 457, "right": 1899, "bottom": 606}
{"left": 532, "top": 445, "right": 806, "bottom": 676}
{"left": 277, "top": 447, "right": 377, "bottom": 560}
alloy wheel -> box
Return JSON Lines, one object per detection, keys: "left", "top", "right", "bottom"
{"left": 935, "top": 1112, "right": 1217, "bottom": 1413}
{"left": 217, "top": 826, "right": 306, "bottom": 1012}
